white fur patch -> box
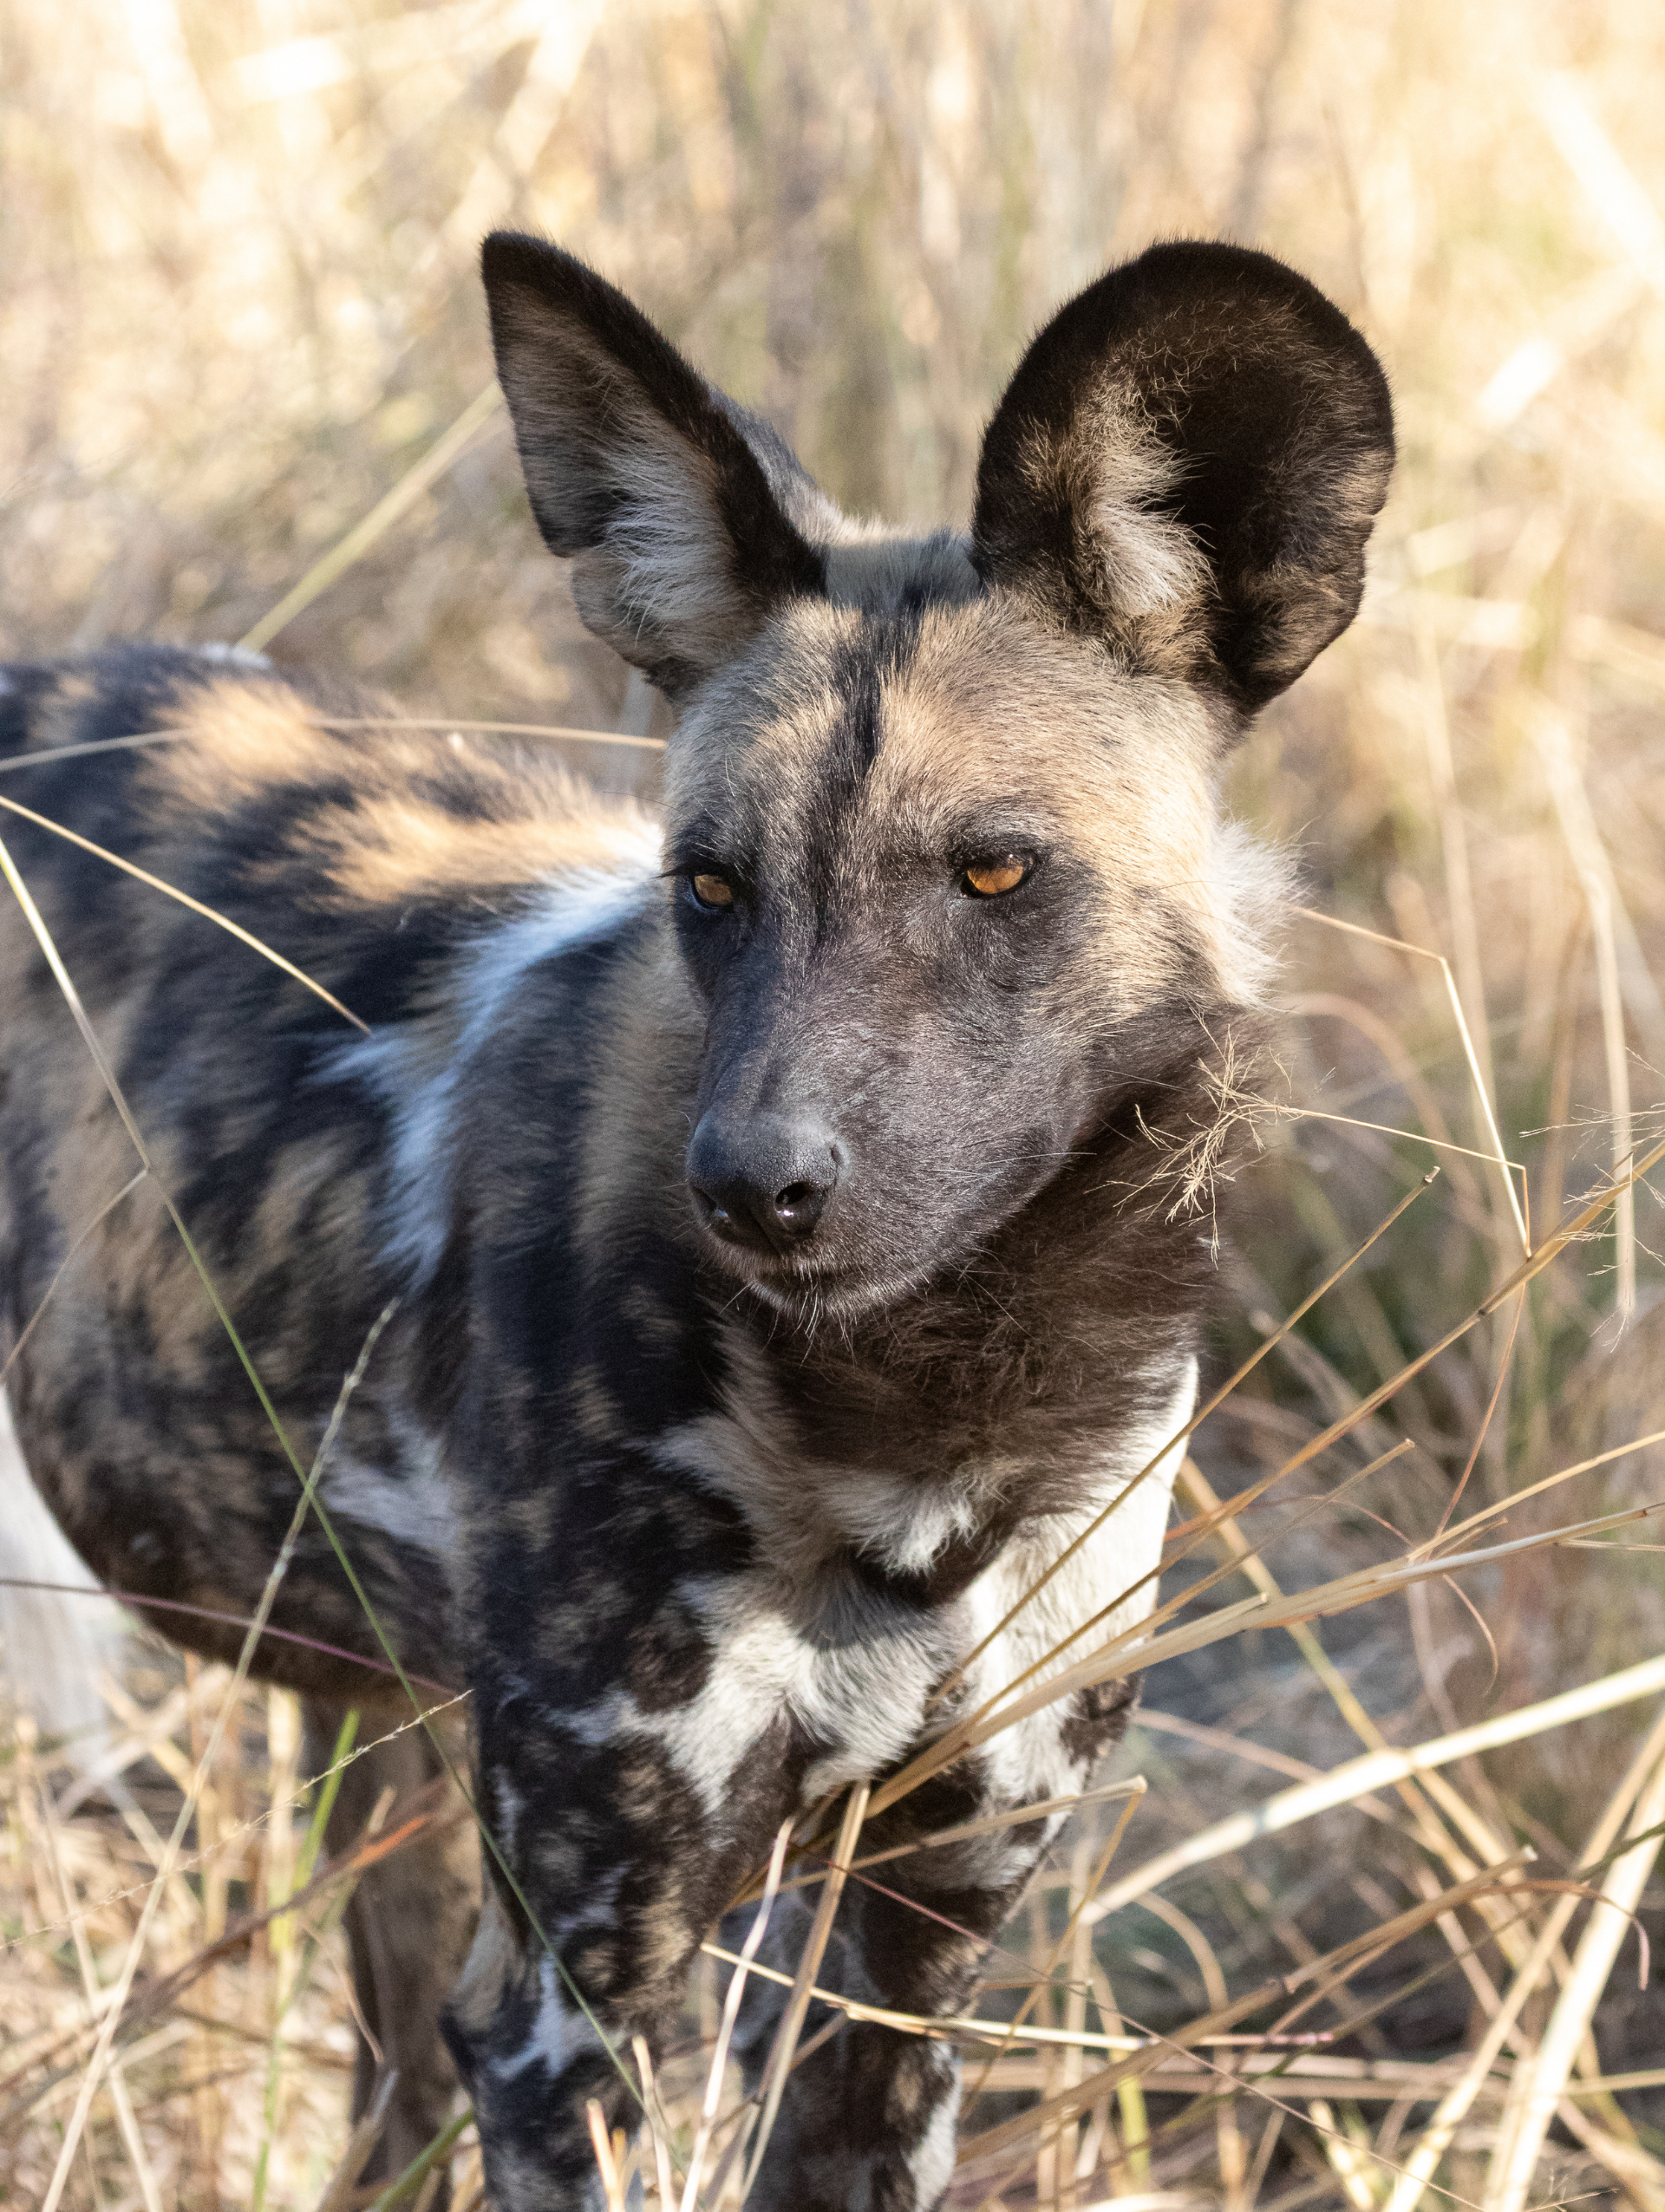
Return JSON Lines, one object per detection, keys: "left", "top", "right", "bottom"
{"left": 607, "top": 438, "right": 748, "bottom": 640}
{"left": 491, "top": 1771, "right": 528, "bottom": 1863}
{"left": 323, "top": 830, "right": 662, "bottom": 1284}
{"left": 1092, "top": 494, "right": 1211, "bottom": 620}
{"left": 593, "top": 1356, "right": 1198, "bottom": 1829}
{"left": 959, "top": 1355, "right": 1198, "bottom": 1816}
{"left": 837, "top": 1481, "right": 982, "bottom": 1578}
{"left": 1020, "top": 397, "right": 1212, "bottom": 623}
{"left": 1203, "top": 816, "right": 1296, "bottom": 1008}
{"left": 323, "top": 1453, "right": 458, "bottom": 1557}
{"left": 493, "top": 1952, "right": 607, "bottom": 2083}
{"left": 0, "top": 1390, "right": 124, "bottom": 1754}
{"left": 653, "top": 1329, "right": 990, "bottom": 1584}
{"left": 907, "top": 2065, "right": 963, "bottom": 2206}
{"left": 552, "top": 1574, "right": 948, "bottom": 1824}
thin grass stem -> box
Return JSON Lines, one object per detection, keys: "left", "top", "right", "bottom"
{"left": 0, "top": 792, "right": 368, "bottom": 1028}
{"left": 237, "top": 385, "right": 506, "bottom": 653}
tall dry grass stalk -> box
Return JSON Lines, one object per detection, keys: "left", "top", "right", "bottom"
{"left": 3, "top": 1, "right": 1665, "bottom": 2207}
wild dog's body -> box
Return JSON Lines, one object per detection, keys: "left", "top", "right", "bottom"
{"left": 1, "top": 237, "right": 1391, "bottom": 2209}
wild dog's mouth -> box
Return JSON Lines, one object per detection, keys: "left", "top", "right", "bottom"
{"left": 686, "top": 1197, "right": 920, "bottom": 1318}
{"left": 737, "top": 1260, "right": 930, "bottom": 1325}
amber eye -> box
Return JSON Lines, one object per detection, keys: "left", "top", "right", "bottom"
{"left": 963, "top": 856, "right": 1029, "bottom": 898}
{"left": 690, "top": 871, "right": 735, "bottom": 910}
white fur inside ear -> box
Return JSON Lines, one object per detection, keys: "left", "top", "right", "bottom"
{"left": 1086, "top": 397, "right": 1213, "bottom": 619}
{"left": 604, "top": 433, "right": 748, "bottom": 641}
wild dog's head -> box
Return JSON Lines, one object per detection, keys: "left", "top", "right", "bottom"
{"left": 483, "top": 234, "right": 1393, "bottom": 1318}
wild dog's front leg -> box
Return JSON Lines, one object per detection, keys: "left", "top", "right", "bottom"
{"left": 439, "top": 1635, "right": 802, "bottom": 2210}
{"left": 729, "top": 1764, "right": 1092, "bottom": 2212}
{"left": 301, "top": 1700, "right": 478, "bottom": 2202}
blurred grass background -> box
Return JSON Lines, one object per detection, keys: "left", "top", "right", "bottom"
{"left": 4, "top": 1, "right": 1665, "bottom": 2207}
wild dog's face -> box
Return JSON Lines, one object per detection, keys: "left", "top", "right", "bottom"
{"left": 484, "top": 234, "right": 1394, "bottom": 1315}
{"left": 655, "top": 602, "right": 1255, "bottom": 1314}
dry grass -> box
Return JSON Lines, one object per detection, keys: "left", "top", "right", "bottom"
{"left": 3, "top": 0, "right": 1665, "bottom": 2206}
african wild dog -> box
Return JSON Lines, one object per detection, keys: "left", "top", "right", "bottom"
{"left": 0, "top": 235, "right": 1392, "bottom": 2207}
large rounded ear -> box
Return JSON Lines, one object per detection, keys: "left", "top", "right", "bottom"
{"left": 481, "top": 232, "right": 826, "bottom": 700}
{"left": 971, "top": 242, "right": 1394, "bottom": 714}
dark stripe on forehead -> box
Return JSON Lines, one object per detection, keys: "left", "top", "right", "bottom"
{"left": 772, "top": 610, "right": 930, "bottom": 929}
{"left": 819, "top": 609, "right": 926, "bottom": 790}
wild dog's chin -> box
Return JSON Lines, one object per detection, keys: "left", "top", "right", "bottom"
{"left": 691, "top": 1230, "right": 936, "bottom": 1325}
{"left": 738, "top": 1263, "right": 937, "bottom": 1327}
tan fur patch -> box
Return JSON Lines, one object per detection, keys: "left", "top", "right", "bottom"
{"left": 139, "top": 681, "right": 663, "bottom": 911}
{"left": 873, "top": 601, "right": 1220, "bottom": 943}
{"left": 147, "top": 676, "right": 344, "bottom": 809}
{"left": 310, "top": 792, "right": 648, "bottom": 907}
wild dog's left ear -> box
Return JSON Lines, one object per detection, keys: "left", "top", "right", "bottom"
{"left": 481, "top": 232, "right": 825, "bottom": 699}
{"left": 971, "top": 241, "right": 1394, "bottom": 714}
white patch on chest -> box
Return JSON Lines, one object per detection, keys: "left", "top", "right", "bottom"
{"left": 571, "top": 1356, "right": 1198, "bottom": 1829}
{"left": 553, "top": 1577, "right": 950, "bottom": 1826}
{"left": 960, "top": 1355, "right": 1198, "bottom": 1812}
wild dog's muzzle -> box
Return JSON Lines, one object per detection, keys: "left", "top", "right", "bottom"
{"left": 686, "top": 1109, "right": 840, "bottom": 1252}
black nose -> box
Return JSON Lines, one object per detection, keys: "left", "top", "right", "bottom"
{"left": 687, "top": 1113, "right": 839, "bottom": 1252}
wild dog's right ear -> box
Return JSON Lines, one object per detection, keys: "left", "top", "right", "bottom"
{"left": 482, "top": 232, "right": 825, "bottom": 699}
{"left": 971, "top": 242, "right": 1394, "bottom": 716}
